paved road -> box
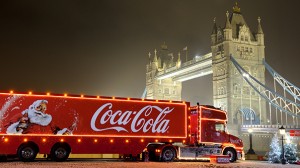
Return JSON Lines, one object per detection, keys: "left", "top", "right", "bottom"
{"left": 0, "top": 159, "right": 299, "bottom": 168}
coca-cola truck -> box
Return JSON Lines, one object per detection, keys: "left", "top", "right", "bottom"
{"left": 0, "top": 91, "right": 243, "bottom": 162}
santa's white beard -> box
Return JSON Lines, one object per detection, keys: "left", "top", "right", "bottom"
{"left": 29, "top": 114, "right": 52, "bottom": 126}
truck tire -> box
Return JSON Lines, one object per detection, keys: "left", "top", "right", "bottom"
{"left": 51, "top": 144, "right": 70, "bottom": 162}
{"left": 161, "top": 147, "right": 176, "bottom": 162}
{"left": 17, "top": 144, "right": 37, "bottom": 162}
{"left": 223, "top": 148, "right": 236, "bottom": 162}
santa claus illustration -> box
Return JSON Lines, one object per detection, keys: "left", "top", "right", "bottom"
{"left": 6, "top": 100, "right": 70, "bottom": 135}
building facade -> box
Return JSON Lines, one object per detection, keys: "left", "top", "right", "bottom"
{"left": 146, "top": 43, "right": 182, "bottom": 101}
{"left": 211, "top": 4, "right": 267, "bottom": 135}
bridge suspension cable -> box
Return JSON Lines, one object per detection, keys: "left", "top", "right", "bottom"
{"left": 263, "top": 60, "right": 300, "bottom": 103}
{"left": 230, "top": 56, "right": 300, "bottom": 121}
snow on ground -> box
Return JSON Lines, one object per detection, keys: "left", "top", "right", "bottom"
{"left": 0, "top": 160, "right": 298, "bottom": 168}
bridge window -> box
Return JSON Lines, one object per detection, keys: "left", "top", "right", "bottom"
{"left": 158, "top": 89, "right": 162, "bottom": 94}
{"left": 233, "top": 83, "right": 239, "bottom": 94}
{"left": 245, "top": 36, "right": 248, "bottom": 41}
{"left": 241, "top": 35, "right": 244, "bottom": 41}
{"left": 243, "top": 86, "right": 250, "bottom": 95}
{"left": 164, "top": 88, "right": 170, "bottom": 94}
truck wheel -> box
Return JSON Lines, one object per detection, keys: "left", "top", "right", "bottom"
{"left": 17, "top": 144, "right": 37, "bottom": 162}
{"left": 51, "top": 145, "right": 70, "bottom": 162}
{"left": 161, "top": 147, "right": 175, "bottom": 162}
{"left": 223, "top": 148, "right": 236, "bottom": 162}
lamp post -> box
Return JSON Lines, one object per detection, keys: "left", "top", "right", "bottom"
{"left": 279, "top": 125, "right": 286, "bottom": 165}
{"left": 247, "top": 128, "right": 256, "bottom": 154}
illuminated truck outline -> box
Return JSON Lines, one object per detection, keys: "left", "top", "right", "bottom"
{"left": 0, "top": 91, "right": 243, "bottom": 162}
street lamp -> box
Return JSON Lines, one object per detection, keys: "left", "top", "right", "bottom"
{"left": 279, "top": 125, "right": 286, "bottom": 165}
{"left": 247, "top": 128, "right": 256, "bottom": 154}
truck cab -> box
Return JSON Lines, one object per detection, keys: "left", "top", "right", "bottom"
{"left": 189, "top": 105, "right": 244, "bottom": 162}
{"left": 147, "top": 104, "right": 244, "bottom": 162}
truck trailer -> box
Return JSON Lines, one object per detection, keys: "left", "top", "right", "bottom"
{"left": 0, "top": 91, "right": 243, "bottom": 162}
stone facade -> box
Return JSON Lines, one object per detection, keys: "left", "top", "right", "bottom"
{"left": 146, "top": 43, "right": 182, "bottom": 101}
{"left": 211, "top": 4, "right": 267, "bottom": 136}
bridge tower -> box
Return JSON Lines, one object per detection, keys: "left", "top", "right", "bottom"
{"left": 211, "top": 3, "right": 267, "bottom": 135}
{"left": 146, "top": 43, "right": 182, "bottom": 100}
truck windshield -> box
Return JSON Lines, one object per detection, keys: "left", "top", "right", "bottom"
{"left": 215, "top": 123, "right": 225, "bottom": 132}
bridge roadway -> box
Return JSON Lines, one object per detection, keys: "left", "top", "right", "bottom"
{"left": 156, "top": 53, "right": 212, "bottom": 82}
{"left": 241, "top": 124, "right": 300, "bottom": 133}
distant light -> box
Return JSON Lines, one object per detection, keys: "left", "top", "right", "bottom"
{"left": 77, "top": 139, "right": 81, "bottom": 143}
{"left": 243, "top": 73, "right": 249, "bottom": 78}
{"left": 64, "top": 94, "right": 67, "bottom": 97}
{"left": 28, "top": 91, "right": 32, "bottom": 95}
{"left": 4, "top": 138, "right": 8, "bottom": 142}
{"left": 81, "top": 95, "right": 84, "bottom": 98}
{"left": 248, "top": 128, "right": 253, "bottom": 133}
{"left": 10, "top": 90, "right": 14, "bottom": 94}
{"left": 127, "top": 97, "right": 130, "bottom": 100}
{"left": 279, "top": 125, "right": 285, "bottom": 135}
{"left": 24, "top": 138, "right": 28, "bottom": 142}
{"left": 94, "top": 139, "right": 98, "bottom": 143}
{"left": 60, "top": 139, "right": 64, "bottom": 142}
{"left": 42, "top": 138, "right": 46, "bottom": 142}
{"left": 46, "top": 92, "right": 50, "bottom": 96}
{"left": 195, "top": 55, "right": 201, "bottom": 59}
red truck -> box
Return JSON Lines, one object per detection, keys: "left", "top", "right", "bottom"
{"left": 0, "top": 91, "right": 243, "bottom": 162}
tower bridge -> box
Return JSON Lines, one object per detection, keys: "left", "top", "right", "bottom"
{"left": 144, "top": 3, "right": 300, "bottom": 153}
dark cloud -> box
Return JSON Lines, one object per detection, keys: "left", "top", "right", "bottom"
{"left": 0, "top": 0, "right": 299, "bottom": 105}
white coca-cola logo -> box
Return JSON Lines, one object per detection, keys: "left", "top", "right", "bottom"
{"left": 90, "top": 103, "right": 174, "bottom": 133}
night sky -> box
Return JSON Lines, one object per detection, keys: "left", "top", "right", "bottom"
{"left": 1, "top": 0, "right": 300, "bottom": 105}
